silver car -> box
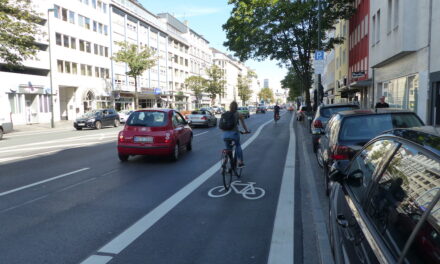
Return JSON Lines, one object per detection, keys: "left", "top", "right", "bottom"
{"left": 186, "top": 110, "right": 217, "bottom": 127}
{"left": 118, "top": 110, "right": 134, "bottom": 123}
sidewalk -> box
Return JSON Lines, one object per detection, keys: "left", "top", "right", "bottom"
{"left": 12, "top": 120, "right": 74, "bottom": 133}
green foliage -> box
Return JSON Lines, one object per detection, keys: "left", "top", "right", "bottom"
{"left": 258, "top": 87, "right": 274, "bottom": 103}
{"left": 281, "top": 68, "right": 305, "bottom": 101}
{"left": 0, "top": 0, "right": 43, "bottom": 67}
{"left": 223, "top": 0, "right": 355, "bottom": 108}
{"left": 237, "top": 73, "right": 254, "bottom": 105}
{"left": 112, "top": 41, "right": 157, "bottom": 109}
{"left": 185, "top": 75, "right": 206, "bottom": 108}
{"left": 205, "top": 64, "right": 226, "bottom": 103}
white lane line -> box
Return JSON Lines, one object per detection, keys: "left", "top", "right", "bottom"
{"left": 0, "top": 194, "right": 50, "bottom": 214}
{"left": 268, "top": 113, "right": 295, "bottom": 264}
{"left": 80, "top": 117, "right": 275, "bottom": 264}
{"left": 80, "top": 255, "right": 113, "bottom": 264}
{"left": 193, "top": 131, "right": 209, "bottom": 137}
{"left": 0, "top": 168, "right": 90, "bottom": 197}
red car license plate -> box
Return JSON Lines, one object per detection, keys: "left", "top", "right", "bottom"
{"left": 134, "top": 136, "right": 153, "bottom": 143}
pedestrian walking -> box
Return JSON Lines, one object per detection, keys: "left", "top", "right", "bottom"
{"left": 375, "top": 96, "right": 389, "bottom": 109}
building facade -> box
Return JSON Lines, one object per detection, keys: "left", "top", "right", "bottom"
{"left": 334, "top": 19, "right": 350, "bottom": 102}
{"left": 370, "top": 0, "right": 430, "bottom": 122}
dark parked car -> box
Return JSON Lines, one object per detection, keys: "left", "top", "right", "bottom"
{"left": 328, "top": 126, "right": 440, "bottom": 264}
{"left": 316, "top": 109, "right": 424, "bottom": 194}
{"left": 311, "top": 103, "right": 360, "bottom": 152}
{"left": 74, "top": 109, "right": 120, "bottom": 130}
{"left": 185, "top": 110, "right": 217, "bottom": 127}
{"left": 117, "top": 109, "right": 192, "bottom": 161}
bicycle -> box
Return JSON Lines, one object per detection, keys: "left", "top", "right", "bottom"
{"left": 274, "top": 113, "right": 280, "bottom": 123}
{"left": 221, "top": 131, "right": 250, "bottom": 190}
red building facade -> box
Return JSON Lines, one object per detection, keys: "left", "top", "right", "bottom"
{"left": 348, "top": 0, "right": 370, "bottom": 105}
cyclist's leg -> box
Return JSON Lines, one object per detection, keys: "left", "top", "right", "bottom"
{"left": 233, "top": 133, "right": 244, "bottom": 165}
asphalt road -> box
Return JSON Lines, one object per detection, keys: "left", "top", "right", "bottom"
{"left": 0, "top": 111, "right": 331, "bottom": 264}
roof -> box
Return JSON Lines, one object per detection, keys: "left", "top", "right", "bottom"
{"left": 337, "top": 109, "right": 417, "bottom": 116}
{"left": 382, "top": 126, "right": 440, "bottom": 155}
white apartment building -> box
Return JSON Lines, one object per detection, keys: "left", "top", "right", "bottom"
{"left": 211, "top": 49, "right": 241, "bottom": 108}
{"left": 2, "top": 0, "right": 112, "bottom": 125}
{"left": 370, "top": 0, "right": 430, "bottom": 122}
{"left": 110, "top": 0, "right": 168, "bottom": 111}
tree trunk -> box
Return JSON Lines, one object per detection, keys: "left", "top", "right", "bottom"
{"left": 134, "top": 76, "right": 139, "bottom": 110}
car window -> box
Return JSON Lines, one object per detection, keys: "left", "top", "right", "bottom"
{"left": 173, "top": 112, "right": 185, "bottom": 126}
{"left": 320, "top": 106, "right": 359, "bottom": 118}
{"left": 366, "top": 144, "right": 440, "bottom": 262}
{"left": 126, "top": 111, "right": 167, "bottom": 127}
{"left": 339, "top": 114, "right": 422, "bottom": 141}
{"left": 346, "top": 139, "right": 396, "bottom": 202}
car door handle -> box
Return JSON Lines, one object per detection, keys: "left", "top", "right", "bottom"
{"left": 337, "top": 214, "right": 349, "bottom": 228}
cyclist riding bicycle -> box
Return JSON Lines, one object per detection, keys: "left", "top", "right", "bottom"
{"left": 221, "top": 101, "right": 250, "bottom": 168}
{"left": 274, "top": 103, "right": 281, "bottom": 121}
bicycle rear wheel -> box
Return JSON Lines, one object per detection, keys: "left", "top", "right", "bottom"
{"left": 233, "top": 155, "right": 242, "bottom": 178}
{"left": 222, "top": 152, "right": 233, "bottom": 190}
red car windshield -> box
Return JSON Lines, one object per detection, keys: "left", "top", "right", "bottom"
{"left": 126, "top": 111, "right": 167, "bottom": 127}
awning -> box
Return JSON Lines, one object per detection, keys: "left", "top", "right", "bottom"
{"left": 350, "top": 78, "right": 372, "bottom": 88}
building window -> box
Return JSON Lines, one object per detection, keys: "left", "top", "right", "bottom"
{"left": 72, "top": 63, "right": 78, "bottom": 74}
{"left": 103, "top": 25, "right": 108, "bottom": 35}
{"left": 93, "top": 21, "right": 97, "bottom": 32}
{"left": 94, "top": 44, "right": 98, "bottom": 55}
{"left": 394, "top": 0, "right": 399, "bottom": 28}
{"left": 87, "top": 65, "right": 92, "bottom": 76}
{"left": 365, "top": 15, "right": 368, "bottom": 37}
{"left": 80, "top": 64, "right": 86, "bottom": 75}
{"left": 98, "top": 23, "right": 103, "bottom": 34}
{"left": 105, "top": 69, "right": 109, "bottom": 78}
{"left": 78, "top": 15, "right": 84, "bottom": 27}
{"left": 61, "top": 8, "right": 68, "bottom": 21}
{"left": 69, "top": 10, "right": 75, "bottom": 24}
{"left": 104, "top": 47, "right": 108, "bottom": 57}
{"left": 56, "top": 33, "right": 62, "bottom": 45}
{"left": 99, "top": 45, "right": 104, "bottom": 56}
{"left": 65, "top": 61, "right": 71, "bottom": 73}
{"left": 85, "top": 17, "right": 90, "bottom": 30}
{"left": 103, "top": 3, "right": 107, "bottom": 13}
{"left": 70, "top": 37, "right": 76, "bottom": 49}
{"left": 53, "top": 5, "right": 60, "bottom": 18}
{"left": 387, "top": 0, "right": 392, "bottom": 33}
{"left": 95, "top": 67, "right": 100, "bottom": 77}
{"left": 92, "top": 0, "right": 96, "bottom": 8}
{"left": 383, "top": 74, "right": 419, "bottom": 112}
{"left": 63, "top": 35, "right": 69, "bottom": 48}
{"left": 372, "top": 15, "right": 376, "bottom": 44}
{"left": 376, "top": 10, "right": 381, "bottom": 43}
{"left": 85, "top": 41, "right": 91, "bottom": 53}
{"left": 57, "top": 60, "right": 64, "bottom": 73}
{"left": 100, "top": 68, "right": 105, "bottom": 78}
{"left": 79, "top": 40, "right": 85, "bottom": 51}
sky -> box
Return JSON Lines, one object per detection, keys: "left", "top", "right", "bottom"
{"left": 138, "top": 0, "right": 287, "bottom": 91}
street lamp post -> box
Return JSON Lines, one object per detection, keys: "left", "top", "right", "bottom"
{"left": 47, "top": 8, "right": 55, "bottom": 128}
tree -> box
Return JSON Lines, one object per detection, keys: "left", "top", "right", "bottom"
{"left": 185, "top": 75, "right": 206, "bottom": 109}
{"left": 258, "top": 87, "right": 274, "bottom": 104}
{"left": 281, "top": 68, "right": 304, "bottom": 101}
{"left": 223, "top": 0, "right": 354, "bottom": 111}
{"left": 205, "top": 64, "right": 226, "bottom": 105}
{"left": 237, "top": 74, "right": 253, "bottom": 106}
{"left": 112, "top": 41, "right": 157, "bottom": 109}
{"left": 0, "top": 0, "right": 43, "bottom": 67}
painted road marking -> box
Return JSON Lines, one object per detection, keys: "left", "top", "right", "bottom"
{"left": 194, "top": 131, "right": 209, "bottom": 137}
{"left": 268, "top": 113, "right": 295, "bottom": 264}
{"left": 0, "top": 168, "right": 90, "bottom": 197}
{"left": 80, "top": 116, "right": 275, "bottom": 264}
{"left": 207, "top": 181, "right": 265, "bottom": 200}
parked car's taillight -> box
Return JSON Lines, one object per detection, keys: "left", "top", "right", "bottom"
{"left": 331, "top": 145, "right": 349, "bottom": 160}
{"left": 313, "top": 120, "right": 323, "bottom": 128}
{"left": 201, "top": 116, "right": 207, "bottom": 120}
{"left": 118, "top": 132, "right": 125, "bottom": 143}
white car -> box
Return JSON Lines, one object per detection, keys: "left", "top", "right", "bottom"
{"left": 118, "top": 110, "right": 134, "bottom": 123}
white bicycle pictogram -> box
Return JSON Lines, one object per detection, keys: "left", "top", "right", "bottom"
{"left": 208, "top": 180, "right": 265, "bottom": 200}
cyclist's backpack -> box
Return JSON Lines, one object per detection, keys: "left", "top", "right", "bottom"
{"left": 219, "top": 111, "right": 236, "bottom": 130}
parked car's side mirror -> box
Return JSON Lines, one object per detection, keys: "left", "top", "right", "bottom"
{"left": 347, "top": 169, "right": 363, "bottom": 187}
{"left": 328, "top": 160, "right": 350, "bottom": 182}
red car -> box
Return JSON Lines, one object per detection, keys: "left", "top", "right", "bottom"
{"left": 117, "top": 109, "right": 193, "bottom": 161}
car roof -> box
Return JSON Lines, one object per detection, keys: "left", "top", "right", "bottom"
{"left": 319, "top": 103, "right": 359, "bottom": 109}
{"left": 336, "top": 109, "right": 417, "bottom": 117}
{"left": 381, "top": 126, "right": 440, "bottom": 155}
{"left": 134, "top": 108, "right": 174, "bottom": 113}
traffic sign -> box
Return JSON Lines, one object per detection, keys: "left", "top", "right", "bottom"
{"left": 314, "top": 50, "right": 324, "bottom": 61}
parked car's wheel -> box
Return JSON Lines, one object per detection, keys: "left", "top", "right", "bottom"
{"left": 114, "top": 119, "right": 120, "bottom": 127}
{"left": 324, "top": 164, "right": 331, "bottom": 196}
{"left": 170, "top": 142, "right": 180, "bottom": 161}
{"left": 95, "top": 121, "right": 102, "bottom": 130}
{"left": 75, "top": 127, "right": 83, "bottom": 131}
{"left": 186, "top": 137, "right": 192, "bottom": 151}
{"left": 118, "top": 154, "right": 129, "bottom": 162}
{"left": 316, "top": 148, "right": 324, "bottom": 168}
